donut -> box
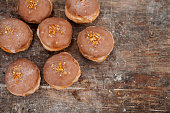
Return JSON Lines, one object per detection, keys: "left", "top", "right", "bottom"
{"left": 18, "top": 0, "right": 53, "bottom": 24}
{"left": 65, "top": 0, "right": 100, "bottom": 23}
{"left": 5, "top": 58, "right": 41, "bottom": 96}
{"left": 77, "top": 26, "right": 114, "bottom": 62}
{"left": 43, "top": 52, "right": 81, "bottom": 90}
{"left": 0, "top": 18, "right": 33, "bottom": 53}
{"left": 37, "top": 17, "right": 72, "bottom": 51}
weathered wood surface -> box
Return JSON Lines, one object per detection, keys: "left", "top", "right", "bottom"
{"left": 0, "top": 0, "right": 169, "bottom": 112}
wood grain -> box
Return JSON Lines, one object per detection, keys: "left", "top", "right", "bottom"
{"left": 0, "top": 0, "right": 169, "bottom": 112}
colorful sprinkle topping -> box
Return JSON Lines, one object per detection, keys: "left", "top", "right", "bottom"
{"left": 51, "top": 62, "right": 67, "bottom": 76}
{"left": 12, "top": 71, "right": 22, "bottom": 80}
{"left": 11, "top": 66, "right": 23, "bottom": 84}
{"left": 26, "top": 0, "right": 39, "bottom": 9}
{"left": 76, "top": 0, "right": 87, "bottom": 6}
{"left": 87, "top": 31, "right": 102, "bottom": 47}
{"left": 0, "top": 25, "right": 15, "bottom": 40}
{"left": 49, "top": 24, "right": 63, "bottom": 38}
{"left": 4, "top": 25, "right": 14, "bottom": 35}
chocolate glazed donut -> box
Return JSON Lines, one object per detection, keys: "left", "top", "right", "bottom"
{"left": 65, "top": 0, "right": 100, "bottom": 23}
{"left": 0, "top": 18, "right": 33, "bottom": 53}
{"left": 77, "top": 26, "right": 114, "bottom": 62}
{"left": 5, "top": 58, "right": 41, "bottom": 96}
{"left": 18, "top": 0, "right": 53, "bottom": 24}
{"left": 37, "top": 17, "right": 72, "bottom": 51}
{"left": 43, "top": 52, "right": 81, "bottom": 89}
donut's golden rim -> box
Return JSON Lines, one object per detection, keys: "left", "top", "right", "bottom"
{"left": 48, "top": 68, "right": 81, "bottom": 90}
{"left": 79, "top": 48, "right": 109, "bottom": 62}
{"left": 65, "top": 5, "right": 100, "bottom": 23}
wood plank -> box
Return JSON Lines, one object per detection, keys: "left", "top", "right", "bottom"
{"left": 0, "top": 0, "right": 169, "bottom": 112}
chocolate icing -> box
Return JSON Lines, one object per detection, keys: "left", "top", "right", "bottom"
{"left": 5, "top": 58, "right": 40, "bottom": 95}
{"left": 18, "top": 0, "right": 52, "bottom": 24}
{"left": 43, "top": 52, "right": 80, "bottom": 87}
{"left": 66, "top": 0, "right": 100, "bottom": 17}
{"left": 0, "top": 18, "right": 32, "bottom": 53}
{"left": 38, "top": 17, "right": 72, "bottom": 49}
{"left": 77, "top": 26, "right": 114, "bottom": 58}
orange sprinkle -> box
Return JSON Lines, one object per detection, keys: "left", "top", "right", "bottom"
{"left": 79, "top": 0, "right": 87, "bottom": 6}
{"left": 15, "top": 81, "right": 19, "bottom": 84}
{"left": 60, "top": 31, "right": 63, "bottom": 35}
{"left": 49, "top": 24, "right": 63, "bottom": 37}
{"left": 12, "top": 71, "right": 22, "bottom": 80}
{"left": 117, "top": 92, "right": 120, "bottom": 95}
{"left": 4, "top": 25, "right": 14, "bottom": 35}
{"left": 53, "top": 62, "right": 67, "bottom": 76}
{"left": 57, "top": 62, "right": 65, "bottom": 73}
{"left": 87, "top": 32, "right": 101, "bottom": 47}
{"left": 26, "top": 0, "right": 38, "bottom": 9}
{"left": 13, "top": 66, "right": 17, "bottom": 69}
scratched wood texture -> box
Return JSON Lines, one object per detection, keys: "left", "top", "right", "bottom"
{"left": 0, "top": 0, "right": 170, "bottom": 113}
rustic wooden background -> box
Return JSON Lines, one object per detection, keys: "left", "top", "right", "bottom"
{"left": 0, "top": 0, "right": 169, "bottom": 112}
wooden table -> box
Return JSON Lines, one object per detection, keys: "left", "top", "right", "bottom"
{"left": 0, "top": 0, "right": 169, "bottom": 112}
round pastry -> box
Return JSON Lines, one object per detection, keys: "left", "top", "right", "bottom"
{"left": 5, "top": 58, "right": 41, "bottom": 96}
{"left": 65, "top": 0, "right": 100, "bottom": 23}
{"left": 37, "top": 17, "right": 72, "bottom": 51}
{"left": 77, "top": 26, "right": 114, "bottom": 62}
{"left": 18, "top": 0, "right": 53, "bottom": 24}
{"left": 43, "top": 52, "right": 81, "bottom": 89}
{"left": 0, "top": 18, "right": 33, "bottom": 53}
